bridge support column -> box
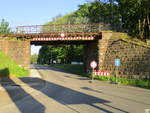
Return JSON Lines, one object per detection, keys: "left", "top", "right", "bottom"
{"left": 84, "top": 31, "right": 112, "bottom": 72}
{"left": 98, "top": 31, "right": 113, "bottom": 70}
{"left": 0, "top": 39, "right": 30, "bottom": 69}
{"left": 83, "top": 41, "right": 99, "bottom": 72}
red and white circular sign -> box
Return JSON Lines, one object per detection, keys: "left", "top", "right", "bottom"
{"left": 90, "top": 60, "right": 97, "bottom": 69}
{"left": 60, "top": 33, "right": 65, "bottom": 37}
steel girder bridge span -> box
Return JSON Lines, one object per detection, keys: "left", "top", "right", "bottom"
{"left": 11, "top": 23, "right": 110, "bottom": 45}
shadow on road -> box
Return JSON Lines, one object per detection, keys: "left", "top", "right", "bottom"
{"left": 81, "top": 87, "right": 103, "bottom": 94}
{"left": 81, "top": 86, "right": 150, "bottom": 106}
{"left": 0, "top": 68, "right": 10, "bottom": 78}
{"left": 1, "top": 77, "right": 45, "bottom": 113}
{"left": 0, "top": 66, "right": 129, "bottom": 113}
{"left": 20, "top": 76, "right": 129, "bottom": 113}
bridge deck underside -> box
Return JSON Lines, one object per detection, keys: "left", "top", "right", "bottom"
{"left": 14, "top": 32, "right": 102, "bottom": 45}
{"left": 31, "top": 40, "right": 97, "bottom": 45}
{"left": 14, "top": 32, "right": 101, "bottom": 39}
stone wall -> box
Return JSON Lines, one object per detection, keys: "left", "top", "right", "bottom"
{"left": 99, "top": 32, "right": 150, "bottom": 79}
{"left": 101, "top": 37, "right": 150, "bottom": 79}
{"left": 0, "top": 39, "right": 30, "bottom": 68}
{"left": 84, "top": 32, "right": 150, "bottom": 79}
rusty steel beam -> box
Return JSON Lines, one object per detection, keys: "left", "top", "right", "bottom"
{"left": 14, "top": 23, "right": 109, "bottom": 34}
{"left": 10, "top": 23, "right": 108, "bottom": 40}
{"left": 13, "top": 32, "right": 102, "bottom": 39}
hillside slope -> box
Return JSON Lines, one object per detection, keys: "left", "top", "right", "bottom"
{"left": 0, "top": 51, "right": 29, "bottom": 77}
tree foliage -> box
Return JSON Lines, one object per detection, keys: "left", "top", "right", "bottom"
{"left": 73, "top": 0, "right": 149, "bottom": 39}
{"left": 80, "top": 0, "right": 150, "bottom": 39}
{"left": 0, "top": 19, "right": 10, "bottom": 35}
{"left": 37, "top": 45, "right": 84, "bottom": 64}
{"left": 116, "top": 0, "right": 150, "bottom": 40}
{"left": 31, "top": 54, "right": 38, "bottom": 64}
{"left": 38, "top": 0, "right": 150, "bottom": 64}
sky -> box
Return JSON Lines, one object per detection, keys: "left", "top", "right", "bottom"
{"left": 0, "top": 0, "right": 89, "bottom": 27}
{"left": 0, "top": 0, "right": 90, "bottom": 55}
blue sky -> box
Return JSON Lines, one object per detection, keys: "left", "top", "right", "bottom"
{"left": 0, "top": 0, "right": 91, "bottom": 55}
{"left": 0, "top": 0, "right": 90, "bottom": 27}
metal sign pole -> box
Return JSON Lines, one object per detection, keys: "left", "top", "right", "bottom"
{"left": 92, "top": 68, "right": 94, "bottom": 83}
{"left": 115, "top": 59, "right": 121, "bottom": 84}
{"left": 115, "top": 66, "right": 119, "bottom": 83}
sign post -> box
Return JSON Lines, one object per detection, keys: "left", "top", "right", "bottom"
{"left": 90, "top": 60, "right": 97, "bottom": 83}
{"left": 115, "top": 59, "right": 121, "bottom": 83}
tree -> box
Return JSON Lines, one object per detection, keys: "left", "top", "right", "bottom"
{"left": 76, "top": 0, "right": 149, "bottom": 39}
{"left": 116, "top": 0, "right": 150, "bottom": 40}
{"left": 31, "top": 54, "right": 38, "bottom": 64}
{"left": 38, "top": 0, "right": 150, "bottom": 65}
{"left": 75, "top": 1, "right": 121, "bottom": 31}
{"left": 0, "top": 19, "right": 10, "bottom": 35}
{"left": 37, "top": 45, "right": 84, "bottom": 64}
{"left": 37, "top": 46, "right": 52, "bottom": 64}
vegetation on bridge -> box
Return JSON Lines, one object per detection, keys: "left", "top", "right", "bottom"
{"left": 46, "top": 0, "right": 149, "bottom": 40}
{"left": 0, "top": 51, "right": 29, "bottom": 78}
{"left": 0, "top": 0, "right": 149, "bottom": 40}
{"left": 38, "top": 0, "right": 149, "bottom": 66}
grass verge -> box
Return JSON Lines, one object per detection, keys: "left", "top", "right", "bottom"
{"left": 0, "top": 51, "right": 29, "bottom": 77}
{"left": 49, "top": 64, "right": 150, "bottom": 89}
{"left": 94, "top": 76, "right": 150, "bottom": 89}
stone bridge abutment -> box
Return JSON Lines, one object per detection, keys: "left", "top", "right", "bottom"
{"left": 84, "top": 32, "right": 150, "bottom": 79}
{"left": 0, "top": 39, "right": 30, "bottom": 68}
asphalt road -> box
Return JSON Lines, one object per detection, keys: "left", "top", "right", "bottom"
{"left": 0, "top": 65, "right": 150, "bottom": 113}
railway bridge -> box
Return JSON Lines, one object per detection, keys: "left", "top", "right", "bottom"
{"left": 6, "top": 23, "right": 112, "bottom": 70}
{"left": 0, "top": 23, "right": 150, "bottom": 78}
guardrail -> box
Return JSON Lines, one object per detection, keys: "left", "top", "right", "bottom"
{"left": 15, "top": 23, "right": 110, "bottom": 34}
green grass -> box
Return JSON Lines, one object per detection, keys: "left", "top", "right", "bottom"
{"left": 49, "top": 64, "right": 150, "bottom": 89}
{"left": 0, "top": 51, "right": 29, "bottom": 77}
{"left": 95, "top": 76, "right": 150, "bottom": 89}
{"left": 118, "top": 34, "right": 150, "bottom": 47}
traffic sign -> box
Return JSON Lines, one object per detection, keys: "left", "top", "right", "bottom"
{"left": 115, "top": 59, "right": 121, "bottom": 66}
{"left": 90, "top": 60, "right": 97, "bottom": 69}
{"left": 60, "top": 33, "right": 65, "bottom": 37}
